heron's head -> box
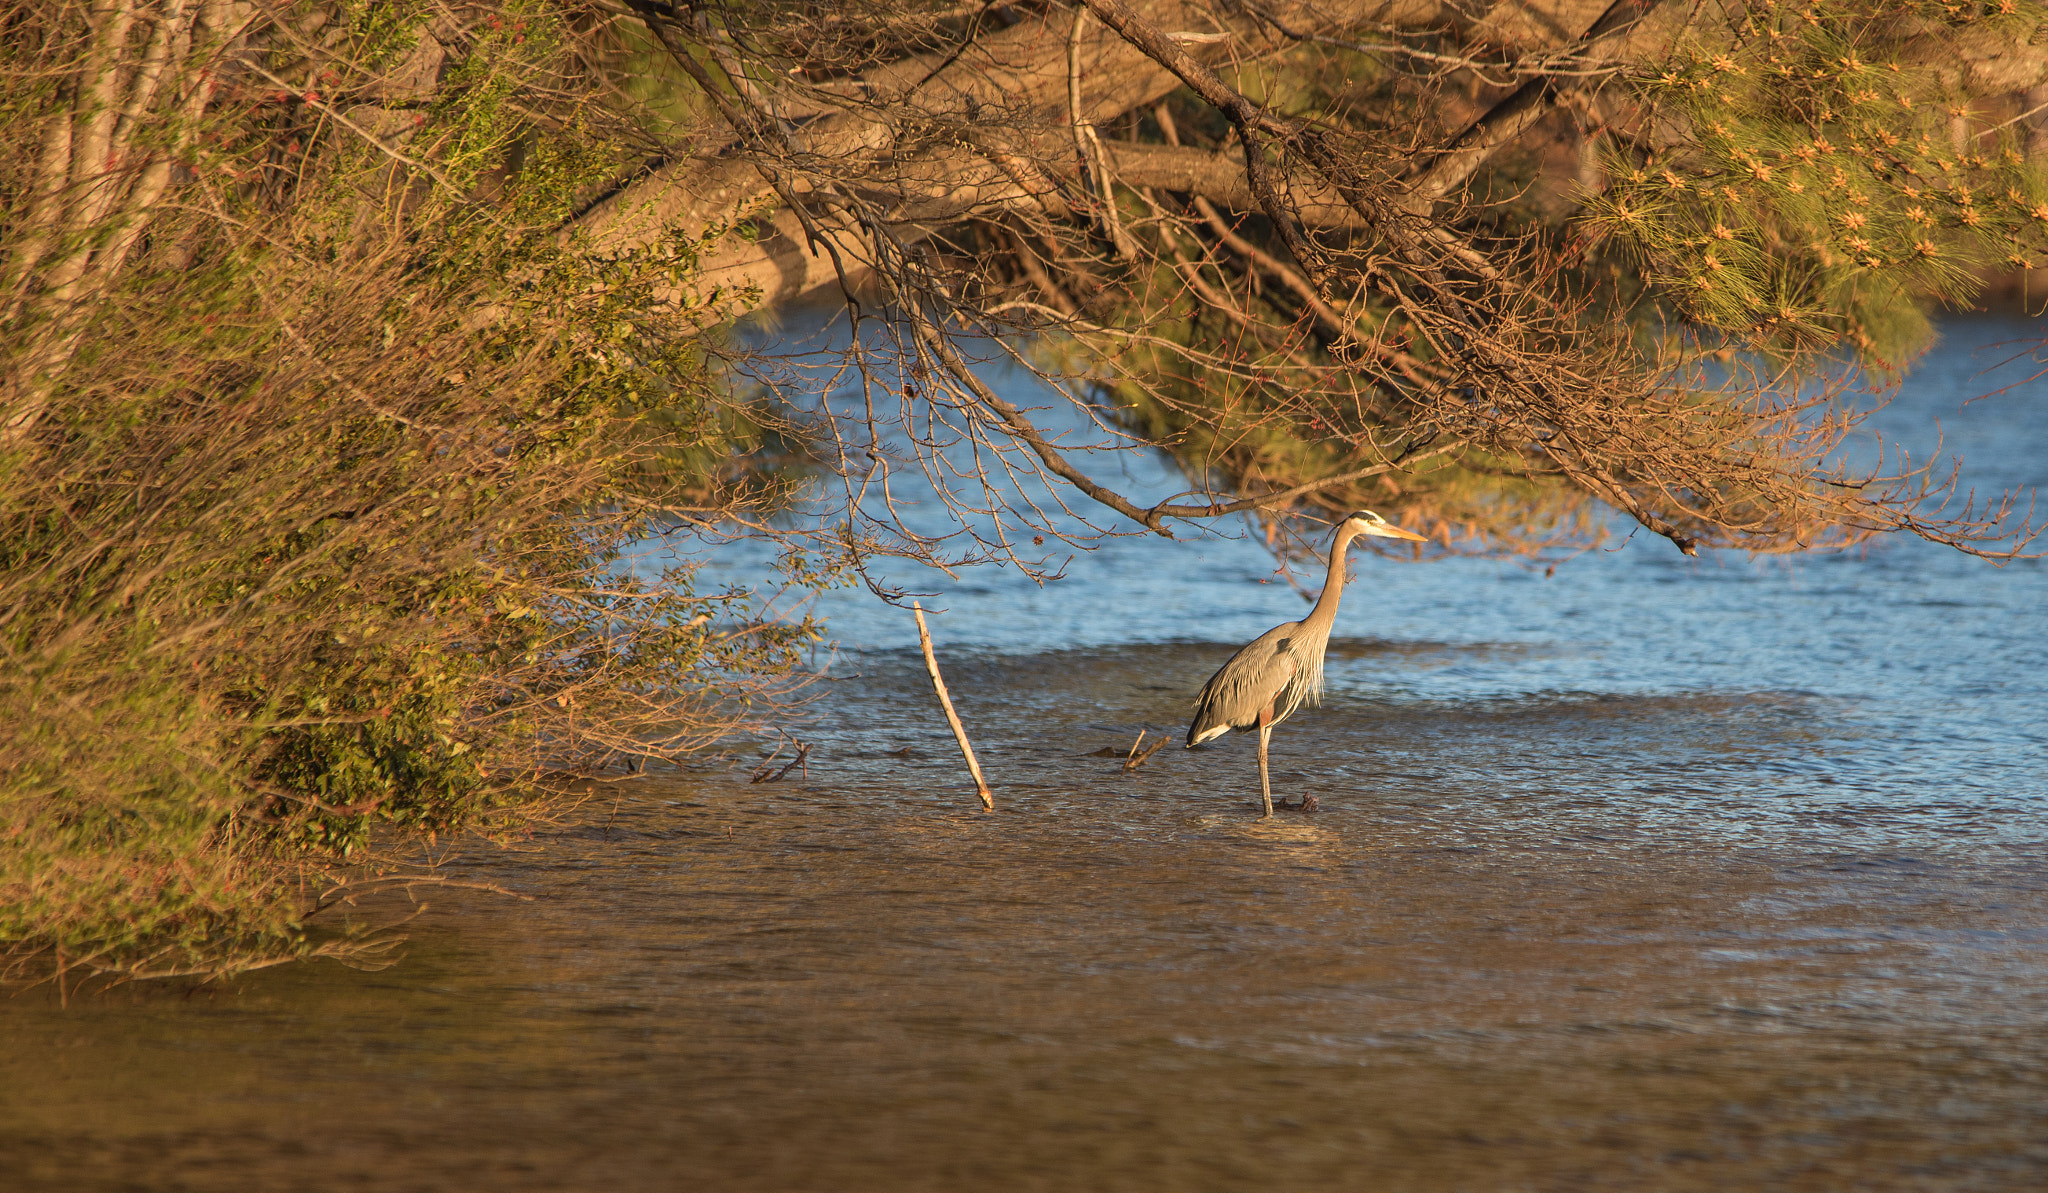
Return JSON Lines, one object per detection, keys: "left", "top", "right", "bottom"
{"left": 1341, "top": 510, "right": 1428, "bottom": 542}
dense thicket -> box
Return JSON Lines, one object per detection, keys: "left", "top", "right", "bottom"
{"left": 0, "top": 0, "right": 816, "bottom": 980}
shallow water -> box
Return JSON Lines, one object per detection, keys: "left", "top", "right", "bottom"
{"left": 5, "top": 320, "right": 2048, "bottom": 1191}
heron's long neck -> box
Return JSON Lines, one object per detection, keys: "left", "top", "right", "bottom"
{"left": 1301, "top": 525, "right": 1360, "bottom": 639}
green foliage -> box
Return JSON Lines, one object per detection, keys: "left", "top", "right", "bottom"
{"left": 1084, "top": 185, "right": 1598, "bottom": 557}
{"left": 1587, "top": 0, "right": 2048, "bottom": 361}
{"left": 1037, "top": 8, "right": 2044, "bottom": 560}
{"left": 0, "top": 0, "right": 814, "bottom": 981}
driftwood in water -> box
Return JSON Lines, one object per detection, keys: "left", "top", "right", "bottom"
{"left": 912, "top": 602, "right": 994, "bottom": 812}
{"left": 1123, "top": 729, "right": 1170, "bottom": 773}
{"left": 750, "top": 739, "right": 811, "bottom": 783}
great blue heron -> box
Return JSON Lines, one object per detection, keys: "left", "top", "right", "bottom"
{"left": 1186, "top": 511, "right": 1428, "bottom": 818}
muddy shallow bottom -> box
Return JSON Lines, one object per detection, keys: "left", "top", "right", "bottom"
{"left": 6, "top": 641, "right": 2048, "bottom": 1191}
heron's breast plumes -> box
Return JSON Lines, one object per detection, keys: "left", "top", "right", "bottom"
{"left": 1277, "top": 641, "right": 1326, "bottom": 718}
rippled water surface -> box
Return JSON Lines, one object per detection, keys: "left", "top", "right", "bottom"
{"left": 5, "top": 320, "right": 2047, "bottom": 1191}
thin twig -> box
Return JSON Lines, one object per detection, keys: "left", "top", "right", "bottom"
{"left": 912, "top": 600, "right": 993, "bottom": 811}
{"left": 1123, "top": 731, "right": 1169, "bottom": 772}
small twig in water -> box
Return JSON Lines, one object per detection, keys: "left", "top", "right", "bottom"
{"left": 749, "top": 737, "right": 787, "bottom": 781}
{"left": 1123, "top": 731, "right": 1170, "bottom": 773}
{"left": 751, "top": 739, "right": 811, "bottom": 783}
{"left": 913, "top": 601, "right": 994, "bottom": 811}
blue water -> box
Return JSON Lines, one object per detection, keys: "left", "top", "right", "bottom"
{"left": 680, "top": 314, "right": 2048, "bottom": 849}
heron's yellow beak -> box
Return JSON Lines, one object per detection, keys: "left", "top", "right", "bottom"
{"left": 1383, "top": 525, "right": 1428, "bottom": 542}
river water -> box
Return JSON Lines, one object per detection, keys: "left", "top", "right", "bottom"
{"left": 5, "top": 320, "right": 2047, "bottom": 1191}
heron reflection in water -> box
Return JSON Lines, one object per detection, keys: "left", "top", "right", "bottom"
{"left": 1186, "top": 510, "right": 1429, "bottom": 819}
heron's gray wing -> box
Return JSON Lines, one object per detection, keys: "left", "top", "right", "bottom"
{"left": 1187, "top": 624, "right": 1302, "bottom": 745}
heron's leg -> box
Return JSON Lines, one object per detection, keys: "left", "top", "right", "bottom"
{"left": 1256, "top": 704, "right": 1274, "bottom": 820}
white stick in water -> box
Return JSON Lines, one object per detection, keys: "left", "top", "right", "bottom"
{"left": 913, "top": 601, "right": 993, "bottom": 811}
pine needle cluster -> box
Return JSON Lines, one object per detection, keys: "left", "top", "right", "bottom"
{"left": 1588, "top": 0, "right": 2048, "bottom": 360}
